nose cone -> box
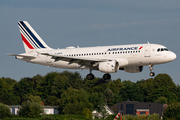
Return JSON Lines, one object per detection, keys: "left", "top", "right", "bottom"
{"left": 170, "top": 52, "right": 176, "bottom": 61}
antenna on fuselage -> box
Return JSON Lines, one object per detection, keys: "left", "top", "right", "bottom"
{"left": 147, "top": 41, "right": 150, "bottom": 44}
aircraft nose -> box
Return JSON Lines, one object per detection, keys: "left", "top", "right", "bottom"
{"left": 170, "top": 52, "right": 176, "bottom": 61}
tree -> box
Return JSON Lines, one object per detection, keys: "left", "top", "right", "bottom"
{"left": 89, "top": 92, "right": 104, "bottom": 109}
{"left": 82, "top": 108, "right": 92, "bottom": 119}
{"left": 120, "top": 80, "right": 145, "bottom": 102}
{"left": 59, "top": 71, "right": 83, "bottom": 89}
{"left": 154, "top": 74, "right": 177, "bottom": 94}
{"left": 104, "top": 88, "right": 114, "bottom": 106}
{"left": 0, "top": 79, "right": 18, "bottom": 105}
{"left": 0, "top": 103, "right": 12, "bottom": 119}
{"left": 163, "top": 102, "right": 180, "bottom": 120}
{"left": 18, "top": 100, "right": 44, "bottom": 118}
{"left": 59, "top": 88, "right": 93, "bottom": 114}
{"left": 176, "top": 85, "right": 180, "bottom": 102}
{"left": 137, "top": 78, "right": 158, "bottom": 102}
{"left": 154, "top": 97, "right": 168, "bottom": 104}
{"left": 13, "top": 78, "right": 35, "bottom": 103}
{"left": 27, "top": 95, "right": 42, "bottom": 104}
{"left": 44, "top": 96, "right": 59, "bottom": 106}
{"left": 0, "top": 77, "right": 16, "bottom": 86}
{"left": 150, "top": 87, "right": 177, "bottom": 104}
{"left": 108, "top": 78, "right": 123, "bottom": 94}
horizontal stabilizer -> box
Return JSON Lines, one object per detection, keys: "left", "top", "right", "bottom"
{"left": 7, "top": 54, "right": 36, "bottom": 59}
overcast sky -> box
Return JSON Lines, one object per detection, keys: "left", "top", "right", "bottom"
{"left": 1, "top": 0, "right": 180, "bottom": 84}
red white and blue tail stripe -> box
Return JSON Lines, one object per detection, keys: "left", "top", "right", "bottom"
{"left": 18, "top": 21, "right": 51, "bottom": 52}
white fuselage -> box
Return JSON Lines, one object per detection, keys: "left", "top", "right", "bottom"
{"left": 17, "top": 43, "right": 176, "bottom": 71}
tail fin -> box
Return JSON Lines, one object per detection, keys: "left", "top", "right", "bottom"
{"left": 18, "top": 21, "right": 51, "bottom": 53}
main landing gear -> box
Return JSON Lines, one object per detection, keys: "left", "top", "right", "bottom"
{"left": 149, "top": 65, "right": 155, "bottom": 77}
{"left": 86, "top": 67, "right": 111, "bottom": 80}
{"left": 86, "top": 73, "right": 111, "bottom": 80}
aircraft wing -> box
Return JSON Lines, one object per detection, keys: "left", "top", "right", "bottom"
{"left": 41, "top": 53, "right": 110, "bottom": 66}
{"left": 7, "top": 54, "right": 36, "bottom": 59}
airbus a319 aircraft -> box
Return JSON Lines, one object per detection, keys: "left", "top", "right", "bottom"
{"left": 8, "top": 21, "right": 177, "bottom": 80}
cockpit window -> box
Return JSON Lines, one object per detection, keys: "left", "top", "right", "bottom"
{"left": 157, "top": 48, "right": 169, "bottom": 52}
{"left": 164, "top": 48, "right": 169, "bottom": 51}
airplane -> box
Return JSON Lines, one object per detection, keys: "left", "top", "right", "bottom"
{"left": 7, "top": 21, "right": 177, "bottom": 80}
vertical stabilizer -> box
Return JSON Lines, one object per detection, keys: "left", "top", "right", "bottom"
{"left": 17, "top": 21, "right": 51, "bottom": 53}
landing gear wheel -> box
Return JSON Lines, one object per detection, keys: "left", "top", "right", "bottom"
{"left": 103, "top": 73, "right": 111, "bottom": 80}
{"left": 150, "top": 72, "right": 155, "bottom": 77}
{"left": 86, "top": 73, "right": 94, "bottom": 80}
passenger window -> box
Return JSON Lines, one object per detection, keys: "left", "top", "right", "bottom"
{"left": 161, "top": 48, "right": 164, "bottom": 51}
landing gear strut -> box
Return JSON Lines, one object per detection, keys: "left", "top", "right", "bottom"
{"left": 86, "top": 67, "right": 94, "bottom": 80}
{"left": 149, "top": 65, "right": 155, "bottom": 77}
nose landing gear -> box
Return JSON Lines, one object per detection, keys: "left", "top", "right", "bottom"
{"left": 149, "top": 65, "right": 155, "bottom": 77}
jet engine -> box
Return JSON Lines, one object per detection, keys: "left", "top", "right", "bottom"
{"left": 124, "top": 66, "right": 143, "bottom": 73}
{"left": 98, "top": 61, "right": 119, "bottom": 73}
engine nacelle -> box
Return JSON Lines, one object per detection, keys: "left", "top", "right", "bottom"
{"left": 124, "top": 66, "right": 143, "bottom": 73}
{"left": 99, "top": 61, "right": 119, "bottom": 73}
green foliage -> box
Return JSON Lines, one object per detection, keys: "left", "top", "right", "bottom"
{"left": 41, "top": 115, "right": 56, "bottom": 120}
{"left": 120, "top": 80, "right": 145, "bottom": 102}
{"left": 82, "top": 108, "right": 92, "bottom": 119}
{"left": 137, "top": 78, "right": 158, "bottom": 102}
{"left": 89, "top": 92, "right": 104, "bottom": 109}
{"left": 163, "top": 102, "right": 180, "bottom": 120}
{"left": 27, "top": 95, "right": 42, "bottom": 104}
{"left": 44, "top": 96, "right": 59, "bottom": 106}
{"left": 146, "top": 113, "right": 160, "bottom": 120}
{"left": 104, "top": 88, "right": 114, "bottom": 106}
{"left": 59, "top": 88, "right": 93, "bottom": 114}
{"left": 18, "top": 100, "right": 44, "bottom": 118}
{"left": 0, "top": 103, "right": 12, "bottom": 119}
{"left": 155, "top": 97, "right": 168, "bottom": 104}
{"left": 13, "top": 78, "right": 34, "bottom": 102}
{"left": 176, "top": 85, "right": 180, "bottom": 102}
{"left": 150, "top": 87, "right": 177, "bottom": 104}
{"left": 154, "top": 74, "right": 177, "bottom": 94}
{"left": 0, "top": 72, "right": 179, "bottom": 119}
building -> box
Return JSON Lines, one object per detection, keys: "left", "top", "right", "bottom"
{"left": 117, "top": 101, "right": 166, "bottom": 117}
{"left": 8, "top": 105, "right": 21, "bottom": 115}
{"left": 8, "top": 105, "right": 58, "bottom": 115}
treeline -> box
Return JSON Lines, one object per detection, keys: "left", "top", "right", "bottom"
{"left": 0, "top": 71, "right": 180, "bottom": 114}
